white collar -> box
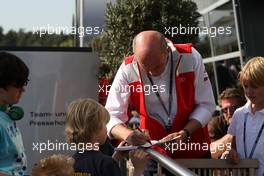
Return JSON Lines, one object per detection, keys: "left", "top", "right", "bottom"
{"left": 242, "top": 101, "right": 264, "bottom": 115}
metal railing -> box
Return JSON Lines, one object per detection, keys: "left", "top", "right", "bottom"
{"left": 145, "top": 148, "right": 197, "bottom": 176}
{"left": 144, "top": 149, "right": 258, "bottom": 176}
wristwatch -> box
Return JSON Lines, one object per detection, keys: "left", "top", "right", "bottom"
{"left": 182, "top": 128, "right": 190, "bottom": 138}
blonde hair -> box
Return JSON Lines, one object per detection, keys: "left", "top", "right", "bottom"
{"left": 239, "top": 57, "right": 264, "bottom": 87}
{"left": 65, "top": 98, "right": 110, "bottom": 143}
{"left": 32, "top": 154, "right": 74, "bottom": 176}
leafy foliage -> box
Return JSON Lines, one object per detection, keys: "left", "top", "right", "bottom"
{"left": 0, "top": 27, "right": 74, "bottom": 47}
{"left": 92, "top": 0, "right": 200, "bottom": 80}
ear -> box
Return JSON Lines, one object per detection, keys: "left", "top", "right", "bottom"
{"left": 0, "top": 87, "right": 6, "bottom": 95}
{"left": 0, "top": 87, "right": 9, "bottom": 102}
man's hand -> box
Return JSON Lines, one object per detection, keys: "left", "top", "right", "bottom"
{"left": 159, "top": 130, "right": 188, "bottom": 144}
{"left": 111, "top": 124, "right": 150, "bottom": 146}
{"left": 126, "top": 129, "right": 150, "bottom": 146}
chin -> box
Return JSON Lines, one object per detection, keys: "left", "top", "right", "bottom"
{"left": 7, "top": 101, "right": 18, "bottom": 105}
{"left": 11, "top": 100, "right": 19, "bottom": 105}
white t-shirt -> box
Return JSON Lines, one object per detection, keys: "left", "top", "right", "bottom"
{"left": 228, "top": 101, "right": 264, "bottom": 176}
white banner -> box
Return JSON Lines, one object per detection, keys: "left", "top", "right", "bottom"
{"left": 11, "top": 50, "right": 99, "bottom": 174}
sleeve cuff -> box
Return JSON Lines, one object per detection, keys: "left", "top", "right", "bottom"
{"left": 189, "top": 107, "right": 214, "bottom": 127}
{"left": 106, "top": 117, "right": 124, "bottom": 138}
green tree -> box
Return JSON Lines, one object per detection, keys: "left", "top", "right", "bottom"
{"left": 2, "top": 30, "right": 18, "bottom": 46}
{"left": 0, "top": 27, "right": 4, "bottom": 43}
{"left": 0, "top": 26, "right": 74, "bottom": 47}
{"left": 92, "top": 0, "right": 200, "bottom": 80}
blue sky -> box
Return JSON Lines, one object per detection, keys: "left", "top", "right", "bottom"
{"left": 0, "top": 0, "right": 107, "bottom": 33}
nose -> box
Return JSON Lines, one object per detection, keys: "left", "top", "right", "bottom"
{"left": 223, "top": 108, "right": 230, "bottom": 116}
{"left": 226, "top": 108, "right": 233, "bottom": 116}
{"left": 223, "top": 106, "right": 237, "bottom": 117}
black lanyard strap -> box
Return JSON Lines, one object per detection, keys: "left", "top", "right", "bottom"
{"left": 243, "top": 114, "right": 264, "bottom": 158}
{"left": 147, "top": 53, "right": 173, "bottom": 119}
{"left": 147, "top": 52, "right": 182, "bottom": 131}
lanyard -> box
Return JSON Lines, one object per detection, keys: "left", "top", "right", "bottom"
{"left": 147, "top": 51, "right": 173, "bottom": 130}
{"left": 243, "top": 114, "right": 264, "bottom": 158}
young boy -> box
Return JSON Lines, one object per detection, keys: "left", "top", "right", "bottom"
{"left": 65, "top": 98, "right": 146, "bottom": 176}
{"left": 32, "top": 154, "right": 75, "bottom": 176}
{"left": 227, "top": 57, "right": 264, "bottom": 176}
{"left": 0, "top": 52, "right": 29, "bottom": 175}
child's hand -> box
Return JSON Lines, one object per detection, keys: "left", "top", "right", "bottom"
{"left": 112, "top": 141, "right": 129, "bottom": 161}
{"left": 226, "top": 149, "right": 240, "bottom": 164}
{"left": 220, "top": 150, "right": 230, "bottom": 159}
{"left": 129, "top": 149, "right": 147, "bottom": 176}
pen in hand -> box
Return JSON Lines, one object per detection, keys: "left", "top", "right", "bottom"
{"left": 135, "top": 126, "right": 152, "bottom": 145}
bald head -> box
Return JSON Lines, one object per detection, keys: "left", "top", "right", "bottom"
{"left": 133, "top": 31, "right": 169, "bottom": 76}
{"left": 133, "top": 31, "right": 167, "bottom": 53}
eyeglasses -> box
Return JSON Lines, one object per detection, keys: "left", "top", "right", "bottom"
{"left": 24, "top": 79, "right": 29, "bottom": 86}
{"left": 221, "top": 105, "right": 240, "bottom": 114}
